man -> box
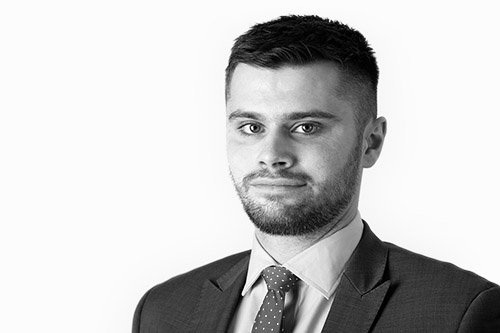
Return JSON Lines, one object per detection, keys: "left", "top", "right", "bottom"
{"left": 133, "top": 15, "right": 500, "bottom": 332}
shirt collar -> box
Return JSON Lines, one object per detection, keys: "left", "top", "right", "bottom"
{"left": 242, "top": 212, "right": 363, "bottom": 299}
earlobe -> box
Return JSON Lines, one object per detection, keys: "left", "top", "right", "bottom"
{"left": 362, "top": 117, "right": 387, "bottom": 168}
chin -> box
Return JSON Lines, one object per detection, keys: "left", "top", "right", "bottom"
{"left": 252, "top": 218, "right": 323, "bottom": 236}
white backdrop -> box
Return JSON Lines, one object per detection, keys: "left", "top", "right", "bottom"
{"left": 1, "top": 1, "right": 499, "bottom": 332}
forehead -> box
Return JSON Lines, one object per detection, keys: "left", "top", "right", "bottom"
{"left": 226, "top": 63, "right": 353, "bottom": 119}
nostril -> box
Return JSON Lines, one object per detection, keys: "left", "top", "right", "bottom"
{"left": 259, "top": 159, "right": 293, "bottom": 171}
{"left": 273, "top": 161, "right": 288, "bottom": 167}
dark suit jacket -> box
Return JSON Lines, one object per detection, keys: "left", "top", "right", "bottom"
{"left": 133, "top": 223, "right": 500, "bottom": 332}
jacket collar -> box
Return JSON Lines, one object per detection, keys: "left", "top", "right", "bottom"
{"left": 191, "top": 252, "right": 250, "bottom": 332}
{"left": 321, "top": 221, "right": 391, "bottom": 332}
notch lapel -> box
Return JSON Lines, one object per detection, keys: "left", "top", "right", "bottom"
{"left": 190, "top": 254, "right": 249, "bottom": 332}
{"left": 322, "top": 222, "right": 391, "bottom": 333}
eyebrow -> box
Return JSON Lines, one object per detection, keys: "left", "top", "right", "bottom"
{"left": 228, "top": 109, "right": 337, "bottom": 121}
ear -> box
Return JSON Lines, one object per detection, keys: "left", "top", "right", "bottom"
{"left": 361, "top": 117, "right": 387, "bottom": 168}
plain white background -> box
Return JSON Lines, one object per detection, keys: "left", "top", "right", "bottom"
{"left": 1, "top": 1, "right": 499, "bottom": 332}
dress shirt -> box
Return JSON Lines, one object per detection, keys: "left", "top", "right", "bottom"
{"left": 229, "top": 212, "right": 363, "bottom": 333}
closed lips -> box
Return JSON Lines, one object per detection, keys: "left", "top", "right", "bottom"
{"left": 250, "top": 178, "right": 306, "bottom": 186}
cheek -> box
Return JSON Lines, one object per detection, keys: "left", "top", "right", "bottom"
{"left": 299, "top": 145, "right": 347, "bottom": 180}
{"left": 226, "top": 140, "right": 255, "bottom": 180}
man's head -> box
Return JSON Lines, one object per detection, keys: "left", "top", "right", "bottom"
{"left": 225, "top": 15, "right": 386, "bottom": 236}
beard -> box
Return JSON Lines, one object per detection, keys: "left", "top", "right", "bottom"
{"left": 230, "top": 138, "right": 363, "bottom": 236}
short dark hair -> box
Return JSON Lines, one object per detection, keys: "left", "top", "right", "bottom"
{"left": 225, "top": 15, "right": 379, "bottom": 128}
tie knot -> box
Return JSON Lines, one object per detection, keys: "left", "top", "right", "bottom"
{"left": 261, "top": 266, "right": 299, "bottom": 292}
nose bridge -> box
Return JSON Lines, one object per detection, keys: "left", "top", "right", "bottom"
{"left": 258, "top": 127, "right": 294, "bottom": 170}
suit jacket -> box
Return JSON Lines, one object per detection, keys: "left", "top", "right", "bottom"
{"left": 133, "top": 223, "right": 500, "bottom": 332}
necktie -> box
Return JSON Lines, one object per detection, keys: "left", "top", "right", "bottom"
{"left": 252, "top": 266, "right": 299, "bottom": 332}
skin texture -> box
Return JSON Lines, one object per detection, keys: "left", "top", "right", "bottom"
{"left": 226, "top": 62, "right": 386, "bottom": 263}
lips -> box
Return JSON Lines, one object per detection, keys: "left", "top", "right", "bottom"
{"left": 249, "top": 178, "right": 307, "bottom": 187}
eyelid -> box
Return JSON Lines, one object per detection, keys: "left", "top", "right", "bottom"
{"left": 237, "top": 121, "right": 265, "bottom": 135}
{"left": 237, "top": 121, "right": 264, "bottom": 130}
{"left": 291, "top": 122, "right": 321, "bottom": 134}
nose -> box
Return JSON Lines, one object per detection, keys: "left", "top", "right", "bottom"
{"left": 257, "top": 130, "right": 295, "bottom": 171}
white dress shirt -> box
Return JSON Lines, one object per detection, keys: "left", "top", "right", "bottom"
{"left": 229, "top": 212, "right": 363, "bottom": 333}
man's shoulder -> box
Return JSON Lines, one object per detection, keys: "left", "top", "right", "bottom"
{"left": 133, "top": 251, "right": 250, "bottom": 331}
{"left": 367, "top": 240, "right": 500, "bottom": 330}
{"left": 383, "top": 240, "right": 497, "bottom": 296}
{"left": 141, "top": 250, "right": 250, "bottom": 303}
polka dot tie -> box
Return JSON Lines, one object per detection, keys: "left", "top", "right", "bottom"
{"left": 252, "top": 266, "right": 299, "bottom": 332}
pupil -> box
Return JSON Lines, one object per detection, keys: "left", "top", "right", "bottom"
{"left": 303, "top": 124, "right": 312, "bottom": 132}
{"left": 250, "top": 124, "right": 259, "bottom": 132}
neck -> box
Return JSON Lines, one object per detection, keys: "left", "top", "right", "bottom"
{"left": 255, "top": 205, "right": 359, "bottom": 264}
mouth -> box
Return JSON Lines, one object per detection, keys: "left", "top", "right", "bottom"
{"left": 247, "top": 178, "right": 308, "bottom": 196}
{"left": 249, "top": 178, "right": 307, "bottom": 187}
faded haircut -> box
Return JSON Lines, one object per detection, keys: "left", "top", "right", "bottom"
{"left": 225, "top": 15, "right": 379, "bottom": 128}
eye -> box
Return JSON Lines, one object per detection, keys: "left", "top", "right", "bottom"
{"left": 292, "top": 123, "right": 320, "bottom": 135}
{"left": 239, "top": 123, "right": 264, "bottom": 135}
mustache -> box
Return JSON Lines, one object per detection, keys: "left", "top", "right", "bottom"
{"left": 242, "top": 170, "right": 313, "bottom": 184}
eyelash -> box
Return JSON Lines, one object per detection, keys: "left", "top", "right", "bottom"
{"left": 237, "top": 122, "right": 320, "bottom": 136}
{"left": 292, "top": 123, "right": 320, "bottom": 135}
{"left": 238, "top": 123, "right": 264, "bottom": 136}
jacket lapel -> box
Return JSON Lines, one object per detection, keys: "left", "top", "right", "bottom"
{"left": 191, "top": 253, "right": 249, "bottom": 332}
{"left": 321, "top": 222, "right": 391, "bottom": 333}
